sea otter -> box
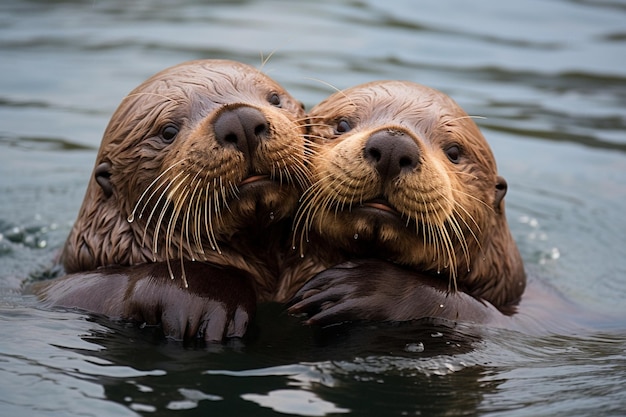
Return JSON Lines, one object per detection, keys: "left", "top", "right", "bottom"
{"left": 287, "top": 80, "right": 527, "bottom": 326}
{"left": 34, "top": 59, "right": 310, "bottom": 341}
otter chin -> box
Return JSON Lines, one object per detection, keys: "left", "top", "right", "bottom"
{"left": 291, "top": 80, "right": 526, "bottom": 312}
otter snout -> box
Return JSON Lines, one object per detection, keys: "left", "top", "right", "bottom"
{"left": 363, "top": 130, "right": 420, "bottom": 182}
{"left": 213, "top": 106, "right": 270, "bottom": 159}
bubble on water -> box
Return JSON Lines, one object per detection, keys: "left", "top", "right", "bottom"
{"left": 550, "top": 247, "right": 560, "bottom": 259}
{"left": 519, "top": 215, "right": 539, "bottom": 228}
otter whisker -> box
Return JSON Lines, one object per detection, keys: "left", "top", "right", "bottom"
{"left": 183, "top": 178, "right": 201, "bottom": 260}
{"left": 432, "top": 200, "right": 458, "bottom": 292}
{"left": 451, "top": 185, "right": 493, "bottom": 213}
{"left": 258, "top": 49, "right": 277, "bottom": 70}
{"left": 293, "top": 183, "right": 328, "bottom": 253}
{"left": 129, "top": 159, "right": 186, "bottom": 222}
{"left": 121, "top": 92, "right": 181, "bottom": 105}
{"left": 447, "top": 213, "right": 471, "bottom": 275}
{"left": 190, "top": 175, "right": 206, "bottom": 257}
{"left": 440, "top": 115, "right": 487, "bottom": 127}
{"left": 166, "top": 178, "right": 192, "bottom": 286}
{"left": 219, "top": 176, "right": 233, "bottom": 215}
{"left": 289, "top": 160, "right": 311, "bottom": 191}
{"left": 149, "top": 170, "right": 187, "bottom": 253}
{"left": 163, "top": 174, "right": 190, "bottom": 260}
{"left": 301, "top": 78, "right": 350, "bottom": 104}
{"left": 204, "top": 184, "right": 221, "bottom": 254}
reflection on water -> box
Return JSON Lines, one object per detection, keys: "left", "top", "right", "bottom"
{"left": 1, "top": 0, "right": 625, "bottom": 415}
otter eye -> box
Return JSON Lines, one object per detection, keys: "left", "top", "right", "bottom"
{"left": 335, "top": 119, "right": 352, "bottom": 135}
{"left": 160, "top": 124, "right": 179, "bottom": 143}
{"left": 445, "top": 145, "right": 461, "bottom": 163}
{"left": 268, "top": 93, "right": 281, "bottom": 107}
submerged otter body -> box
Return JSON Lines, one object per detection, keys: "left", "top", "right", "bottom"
{"left": 35, "top": 59, "right": 310, "bottom": 340}
{"left": 288, "top": 80, "right": 527, "bottom": 325}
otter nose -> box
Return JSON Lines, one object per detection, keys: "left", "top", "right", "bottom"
{"left": 213, "top": 106, "right": 270, "bottom": 159}
{"left": 364, "top": 130, "right": 420, "bottom": 182}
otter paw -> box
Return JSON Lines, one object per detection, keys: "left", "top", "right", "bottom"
{"left": 288, "top": 259, "right": 468, "bottom": 326}
{"left": 288, "top": 260, "right": 388, "bottom": 326}
{"left": 120, "top": 261, "right": 257, "bottom": 343}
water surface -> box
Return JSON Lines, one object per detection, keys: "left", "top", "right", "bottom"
{"left": 1, "top": 0, "right": 626, "bottom": 416}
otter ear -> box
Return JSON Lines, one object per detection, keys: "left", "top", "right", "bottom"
{"left": 494, "top": 175, "right": 508, "bottom": 210}
{"left": 95, "top": 162, "right": 113, "bottom": 198}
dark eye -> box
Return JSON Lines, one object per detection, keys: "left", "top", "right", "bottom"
{"left": 335, "top": 119, "right": 352, "bottom": 134}
{"left": 268, "top": 93, "right": 281, "bottom": 107}
{"left": 445, "top": 145, "right": 461, "bottom": 163}
{"left": 160, "top": 124, "right": 179, "bottom": 143}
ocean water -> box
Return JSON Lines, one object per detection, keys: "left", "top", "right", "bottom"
{"left": 1, "top": 0, "right": 625, "bottom": 416}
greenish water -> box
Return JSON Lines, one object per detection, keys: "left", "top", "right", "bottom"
{"left": 1, "top": 0, "right": 626, "bottom": 416}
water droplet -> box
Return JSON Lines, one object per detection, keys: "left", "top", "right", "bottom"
{"left": 292, "top": 246, "right": 296, "bottom": 250}
{"left": 127, "top": 214, "right": 134, "bottom": 223}
{"left": 353, "top": 233, "right": 359, "bottom": 240}
{"left": 269, "top": 211, "right": 275, "bottom": 220}
{"left": 439, "top": 304, "right": 444, "bottom": 308}
{"left": 431, "top": 332, "right": 443, "bottom": 338}
{"left": 404, "top": 342, "right": 424, "bottom": 353}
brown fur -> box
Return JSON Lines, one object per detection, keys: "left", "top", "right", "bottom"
{"left": 34, "top": 261, "right": 257, "bottom": 342}
{"left": 285, "top": 80, "right": 526, "bottom": 309}
{"left": 60, "top": 59, "right": 309, "bottom": 301}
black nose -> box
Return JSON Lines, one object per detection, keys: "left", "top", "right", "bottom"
{"left": 364, "top": 130, "right": 420, "bottom": 182}
{"left": 213, "top": 106, "right": 270, "bottom": 159}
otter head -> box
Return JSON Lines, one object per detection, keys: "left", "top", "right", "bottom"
{"left": 62, "top": 59, "right": 309, "bottom": 277}
{"left": 297, "top": 81, "right": 525, "bottom": 307}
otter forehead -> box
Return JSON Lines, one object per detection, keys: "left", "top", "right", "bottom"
{"left": 318, "top": 81, "right": 459, "bottom": 119}
{"left": 310, "top": 80, "right": 495, "bottom": 170}
{"left": 311, "top": 81, "right": 473, "bottom": 144}
{"left": 100, "top": 59, "right": 301, "bottom": 151}
{"left": 123, "top": 60, "right": 287, "bottom": 119}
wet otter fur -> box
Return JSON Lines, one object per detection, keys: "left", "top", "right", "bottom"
{"left": 288, "top": 80, "right": 526, "bottom": 325}
{"left": 34, "top": 59, "right": 310, "bottom": 340}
